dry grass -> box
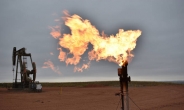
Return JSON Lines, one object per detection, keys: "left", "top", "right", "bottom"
{"left": 0, "top": 81, "right": 182, "bottom": 88}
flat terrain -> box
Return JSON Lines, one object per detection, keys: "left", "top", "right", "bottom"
{"left": 0, "top": 85, "right": 184, "bottom": 110}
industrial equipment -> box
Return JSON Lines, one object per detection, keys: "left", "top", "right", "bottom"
{"left": 116, "top": 61, "right": 130, "bottom": 110}
{"left": 12, "top": 47, "right": 42, "bottom": 91}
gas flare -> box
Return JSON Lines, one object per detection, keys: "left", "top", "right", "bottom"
{"left": 50, "top": 11, "right": 141, "bottom": 71}
{"left": 50, "top": 52, "right": 54, "bottom": 55}
{"left": 49, "top": 26, "right": 61, "bottom": 39}
{"left": 74, "top": 62, "right": 90, "bottom": 72}
{"left": 42, "top": 60, "right": 61, "bottom": 74}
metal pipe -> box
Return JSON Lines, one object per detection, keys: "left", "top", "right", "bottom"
{"left": 15, "top": 56, "right": 19, "bottom": 86}
{"left": 118, "top": 61, "right": 130, "bottom": 110}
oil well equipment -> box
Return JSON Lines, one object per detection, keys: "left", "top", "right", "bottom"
{"left": 12, "top": 47, "right": 42, "bottom": 91}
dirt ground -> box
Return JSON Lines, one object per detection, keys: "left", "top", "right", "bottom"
{"left": 0, "top": 85, "right": 184, "bottom": 110}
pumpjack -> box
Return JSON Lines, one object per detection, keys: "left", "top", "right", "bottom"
{"left": 12, "top": 47, "right": 42, "bottom": 91}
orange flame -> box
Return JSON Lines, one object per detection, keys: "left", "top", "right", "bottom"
{"left": 49, "top": 26, "right": 61, "bottom": 39}
{"left": 50, "top": 11, "right": 141, "bottom": 71}
{"left": 50, "top": 52, "right": 54, "bottom": 55}
{"left": 74, "top": 62, "right": 90, "bottom": 72}
{"left": 42, "top": 60, "right": 61, "bottom": 74}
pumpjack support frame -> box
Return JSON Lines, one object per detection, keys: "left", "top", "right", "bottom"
{"left": 12, "top": 47, "right": 36, "bottom": 88}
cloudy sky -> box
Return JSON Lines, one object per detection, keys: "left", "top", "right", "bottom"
{"left": 0, "top": 0, "right": 184, "bottom": 82}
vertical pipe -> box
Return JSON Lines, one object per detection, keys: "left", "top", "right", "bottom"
{"left": 19, "top": 56, "right": 23, "bottom": 85}
{"left": 118, "top": 62, "right": 130, "bottom": 110}
{"left": 122, "top": 63, "right": 129, "bottom": 110}
{"left": 119, "top": 73, "right": 124, "bottom": 110}
{"left": 15, "top": 56, "right": 19, "bottom": 87}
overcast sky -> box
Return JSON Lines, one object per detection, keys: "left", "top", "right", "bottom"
{"left": 0, "top": 0, "right": 184, "bottom": 82}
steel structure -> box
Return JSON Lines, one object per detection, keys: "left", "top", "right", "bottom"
{"left": 12, "top": 47, "right": 38, "bottom": 89}
{"left": 117, "top": 61, "right": 131, "bottom": 110}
